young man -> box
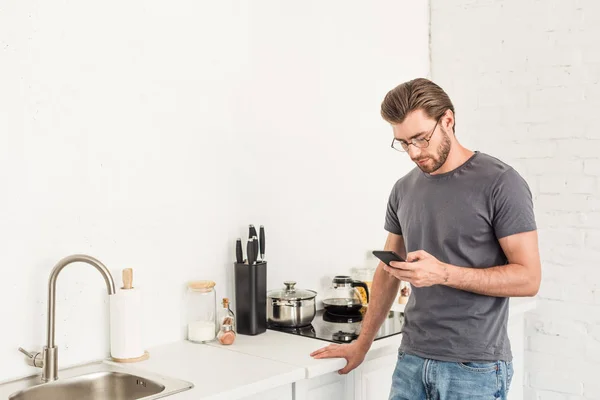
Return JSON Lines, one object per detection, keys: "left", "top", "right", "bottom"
{"left": 311, "top": 78, "right": 541, "bottom": 400}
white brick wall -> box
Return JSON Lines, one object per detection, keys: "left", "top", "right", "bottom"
{"left": 431, "top": 0, "right": 600, "bottom": 398}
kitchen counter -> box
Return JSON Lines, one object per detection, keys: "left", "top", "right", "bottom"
{"left": 205, "top": 329, "right": 402, "bottom": 379}
{"left": 124, "top": 298, "right": 536, "bottom": 399}
{"left": 1, "top": 298, "right": 536, "bottom": 400}
{"left": 119, "top": 340, "right": 305, "bottom": 400}
{"left": 111, "top": 330, "right": 401, "bottom": 400}
{"left": 125, "top": 298, "right": 536, "bottom": 400}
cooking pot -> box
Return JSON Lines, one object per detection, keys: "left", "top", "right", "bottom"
{"left": 267, "top": 281, "right": 317, "bottom": 328}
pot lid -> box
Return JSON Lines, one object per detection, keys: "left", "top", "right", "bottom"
{"left": 268, "top": 281, "right": 317, "bottom": 301}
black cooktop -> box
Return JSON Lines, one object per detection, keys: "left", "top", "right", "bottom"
{"left": 268, "top": 309, "right": 404, "bottom": 344}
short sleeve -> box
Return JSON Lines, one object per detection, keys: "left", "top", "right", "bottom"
{"left": 384, "top": 184, "right": 403, "bottom": 235}
{"left": 492, "top": 168, "right": 537, "bottom": 239}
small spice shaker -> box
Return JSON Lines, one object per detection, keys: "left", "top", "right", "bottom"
{"left": 398, "top": 281, "right": 411, "bottom": 304}
{"left": 217, "top": 324, "right": 236, "bottom": 345}
{"left": 217, "top": 298, "right": 236, "bottom": 345}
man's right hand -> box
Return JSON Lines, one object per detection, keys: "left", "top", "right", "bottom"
{"left": 310, "top": 341, "right": 370, "bottom": 374}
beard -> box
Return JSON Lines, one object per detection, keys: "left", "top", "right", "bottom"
{"left": 414, "top": 129, "right": 452, "bottom": 173}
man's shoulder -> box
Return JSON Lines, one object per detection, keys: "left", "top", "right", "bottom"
{"left": 391, "top": 167, "right": 422, "bottom": 192}
{"left": 473, "top": 152, "right": 514, "bottom": 175}
{"left": 469, "top": 152, "right": 521, "bottom": 185}
{"left": 471, "top": 153, "right": 532, "bottom": 200}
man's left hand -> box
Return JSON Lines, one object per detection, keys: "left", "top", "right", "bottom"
{"left": 384, "top": 250, "right": 448, "bottom": 287}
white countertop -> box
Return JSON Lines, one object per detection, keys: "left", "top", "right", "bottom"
{"left": 115, "top": 298, "right": 537, "bottom": 399}
{"left": 118, "top": 330, "right": 401, "bottom": 400}
{"left": 122, "top": 340, "right": 305, "bottom": 400}
{"left": 205, "top": 329, "right": 403, "bottom": 379}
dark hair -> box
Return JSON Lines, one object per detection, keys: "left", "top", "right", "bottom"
{"left": 381, "top": 78, "right": 455, "bottom": 131}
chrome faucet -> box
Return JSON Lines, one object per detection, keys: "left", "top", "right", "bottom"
{"left": 19, "top": 254, "right": 116, "bottom": 382}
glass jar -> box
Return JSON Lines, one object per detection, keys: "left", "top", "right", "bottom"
{"left": 217, "top": 324, "right": 236, "bottom": 345}
{"left": 186, "top": 281, "right": 217, "bottom": 343}
{"left": 218, "top": 298, "right": 235, "bottom": 331}
{"left": 398, "top": 281, "right": 411, "bottom": 304}
{"left": 352, "top": 267, "right": 376, "bottom": 305}
{"left": 217, "top": 298, "right": 236, "bottom": 345}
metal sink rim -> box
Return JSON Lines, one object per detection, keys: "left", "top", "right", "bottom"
{"left": 0, "top": 360, "right": 194, "bottom": 400}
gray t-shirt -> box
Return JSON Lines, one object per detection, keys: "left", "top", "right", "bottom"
{"left": 384, "top": 151, "right": 536, "bottom": 362}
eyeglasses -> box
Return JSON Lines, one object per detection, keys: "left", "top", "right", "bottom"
{"left": 391, "top": 117, "right": 441, "bottom": 152}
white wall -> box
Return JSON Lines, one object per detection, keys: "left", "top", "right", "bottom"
{"left": 430, "top": 1, "right": 600, "bottom": 399}
{"left": 0, "top": 1, "right": 429, "bottom": 381}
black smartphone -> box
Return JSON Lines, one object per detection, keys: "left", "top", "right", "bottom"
{"left": 372, "top": 250, "right": 405, "bottom": 267}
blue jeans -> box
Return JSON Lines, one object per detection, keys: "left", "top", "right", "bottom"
{"left": 389, "top": 352, "right": 513, "bottom": 400}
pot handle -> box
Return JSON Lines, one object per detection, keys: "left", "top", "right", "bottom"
{"left": 284, "top": 281, "right": 296, "bottom": 292}
{"left": 351, "top": 280, "right": 369, "bottom": 303}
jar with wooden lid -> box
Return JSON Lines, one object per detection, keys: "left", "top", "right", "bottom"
{"left": 186, "top": 280, "right": 217, "bottom": 343}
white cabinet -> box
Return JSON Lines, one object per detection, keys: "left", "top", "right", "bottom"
{"left": 294, "top": 371, "right": 353, "bottom": 400}
{"left": 293, "top": 354, "right": 397, "bottom": 400}
{"left": 353, "top": 354, "right": 397, "bottom": 400}
{"left": 242, "top": 383, "right": 293, "bottom": 400}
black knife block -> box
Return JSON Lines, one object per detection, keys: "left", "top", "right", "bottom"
{"left": 234, "top": 261, "right": 267, "bottom": 335}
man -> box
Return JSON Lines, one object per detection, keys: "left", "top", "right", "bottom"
{"left": 311, "top": 78, "right": 541, "bottom": 400}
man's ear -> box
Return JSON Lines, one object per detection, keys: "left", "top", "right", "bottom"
{"left": 443, "top": 109, "right": 456, "bottom": 134}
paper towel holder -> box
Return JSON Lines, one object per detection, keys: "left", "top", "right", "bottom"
{"left": 111, "top": 268, "right": 150, "bottom": 363}
{"left": 112, "top": 350, "right": 150, "bottom": 363}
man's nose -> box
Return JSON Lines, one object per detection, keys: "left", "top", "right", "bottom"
{"left": 408, "top": 145, "right": 422, "bottom": 160}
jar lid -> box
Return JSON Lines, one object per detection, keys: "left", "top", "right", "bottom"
{"left": 267, "top": 281, "right": 317, "bottom": 301}
{"left": 188, "top": 280, "right": 216, "bottom": 291}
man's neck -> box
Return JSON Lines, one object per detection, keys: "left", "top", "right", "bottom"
{"left": 430, "top": 145, "right": 475, "bottom": 175}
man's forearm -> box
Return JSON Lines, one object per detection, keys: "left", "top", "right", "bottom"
{"left": 355, "top": 263, "right": 400, "bottom": 350}
{"left": 444, "top": 262, "right": 539, "bottom": 297}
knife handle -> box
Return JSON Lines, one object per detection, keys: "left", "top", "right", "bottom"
{"left": 246, "top": 238, "right": 252, "bottom": 265}
{"left": 252, "top": 235, "right": 259, "bottom": 263}
{"left": 236, "top": 238, "right": 243, "bottom": 264}
{"left": 259, "top": 226, "right": 265, "bottom": 260}
{"left": 247, "top": 238, "right": 255, "bottom": 265}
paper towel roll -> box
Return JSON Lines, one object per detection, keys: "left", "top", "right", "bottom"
{"left": 110, "top": 288, "right": 144, "bottom": 360}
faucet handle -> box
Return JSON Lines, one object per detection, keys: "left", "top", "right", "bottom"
{"left": 18, "top": 347, "right": 44, "bottom": 368}
{"left": 18, "top": 347, "right": 34, "bottom": 358}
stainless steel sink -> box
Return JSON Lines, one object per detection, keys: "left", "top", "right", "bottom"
{"left": 0, "top": 361, "right": 193, "bottom": 400}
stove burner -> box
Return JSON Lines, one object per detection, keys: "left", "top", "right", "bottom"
{"left": 332, "top": 331, "right": 359, "bottom": 343}
{"left": 267, "top": 309, "right": 403, "bottom": 345}
{"left": 323, "top": 310, "right": 363, "bottom": 323}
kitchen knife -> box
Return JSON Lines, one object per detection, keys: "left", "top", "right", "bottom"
{"left": 249, "top": 225, "right": 258, "bottom": 258}
{"left": 235, "top": 238, "right": 243, "bottom": 264}
{"left": 247, "top": 238, "right": 255, "bottom": 265}
{"left": 259, "top": 225, "right": 265, "bottom": 261}
{"left": 252, "top": 235, "right": 259, "bottom": 263}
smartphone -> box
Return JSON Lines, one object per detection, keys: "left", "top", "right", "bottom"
{"left": 372, "top": 250, "right": 405, "bottom": 267}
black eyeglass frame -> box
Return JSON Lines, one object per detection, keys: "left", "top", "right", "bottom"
{"left": 390, "top": 116, "right": 443, "bottom": 153}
